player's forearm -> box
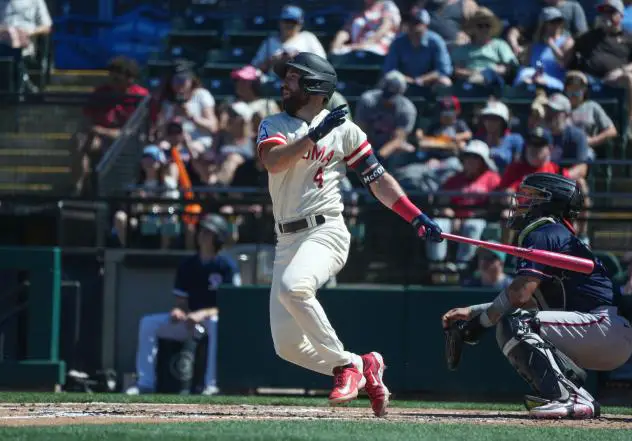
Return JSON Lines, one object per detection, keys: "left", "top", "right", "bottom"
{"left": 369, "top": 172, "right": 406, "bottom": 207}
{"left": 370, "top": 173, "right": 424, "bottom": 223}
{"left": 261, "top": 136, "right": 314, "bottom": 173}
{"left": 480, "top": 276, "right": 539, "bottom": 327}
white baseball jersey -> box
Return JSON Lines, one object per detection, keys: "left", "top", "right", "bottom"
{"left": 257, "top": 109, "right": 373, "bottom": 223}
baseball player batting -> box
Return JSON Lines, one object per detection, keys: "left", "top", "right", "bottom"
{"left": 256, "top": 52, "right": 442, "bottom": 417}
{"left": 443, "top": 173, "right": 632, "bottom": 419}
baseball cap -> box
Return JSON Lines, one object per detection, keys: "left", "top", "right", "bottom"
{"left": 230, "top": 101, "right": 254, "bottom": 122}
{"left": 596, "top": 0, "right": 625, "bottom": 15}
{"left": 439, "top": 96, "right": 461, "bottom": 114}
{"left": 480, "top": 101, "right": 509, "bottom": 124}
{"left": 231, "top": 65, "right": 262, "bottom": 82}
{"left": 478, "top": 244, "right": 506, "bottom": 264}
{"left": 546, "top": 93, "right": 572, "bottom": 113}
{"left": 411, "top": 8, "right": 431, "bottom": 25}
{"left": 380, "top": 70, "right": 407, "bottom": 98}
{"left": 143, "top": 145, "right": 167, "bottom": 164}
{"left": 528, "top": 126, "right": 553, "bottom": 146}
{"left": 280, "top": 5, "right": 304, "bottom": 23}
{"left": 540, "top": 6, "right": 564, "bottom": 22}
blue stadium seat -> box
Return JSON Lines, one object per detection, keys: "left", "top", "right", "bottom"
{"left": 203, "top": 77, "right": 235, "bottom": 97}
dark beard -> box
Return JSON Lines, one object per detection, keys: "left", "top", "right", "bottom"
{"left": 282, "top": 92, "right": 309, "bottom": 116}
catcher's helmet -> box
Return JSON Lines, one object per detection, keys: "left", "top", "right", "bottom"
{"left": 199, "top": 214, "right": 231, "bottom": 245}
{"left": 507, "top": 172, "right": 583, "bottom": 231}
{"left": 274, "top": 52, "right": 337, "bottom": 99}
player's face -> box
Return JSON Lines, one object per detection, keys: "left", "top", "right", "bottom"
{"left": 281, "top": 68, "right": 309, "bottom": 114}
{"left": 509, "top": 185, "right": 549, "bottom": 226}
{"left": 197, "top": 228, "right": 215, "bottom": 251}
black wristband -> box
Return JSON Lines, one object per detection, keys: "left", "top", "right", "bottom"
{"left": 308, "top": 128, "right": 320, "bottom": 143}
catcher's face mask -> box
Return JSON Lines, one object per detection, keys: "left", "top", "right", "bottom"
{"left": 507, "top": 184, "right": 551, "bottom": 230}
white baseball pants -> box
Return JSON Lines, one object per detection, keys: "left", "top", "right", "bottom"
{"left": 536, "top": 306, "right": 632, "bottom": 371}
{"left": 270, "top": 214, "right": 362, "bottom": 376}
{"left": 135, "top": 313, "right": 218, "bottom": 390}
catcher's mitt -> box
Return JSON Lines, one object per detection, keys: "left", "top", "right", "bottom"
{"left": 444, "top": 321, "right": 465, "bottom": 371}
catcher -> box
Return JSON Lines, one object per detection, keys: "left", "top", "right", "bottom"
{"left": 442, "top": 172, "right": 632, "bottom": 419}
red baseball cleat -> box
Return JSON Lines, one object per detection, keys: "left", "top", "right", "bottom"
{"left": 329, "top": 364, "right": 365, "bottom": 405}
{"left": 361, "top": 352, "right": 390, "bottom": 417}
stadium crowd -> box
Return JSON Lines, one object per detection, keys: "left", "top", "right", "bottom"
{"left": 56, "top": 0, "right": 632, "bottom": 271}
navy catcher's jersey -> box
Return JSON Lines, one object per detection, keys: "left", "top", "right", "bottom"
{"left": 173, "top": 254, "right": 241, "bottom": 311}
{"left": 516, "top": 222, "right": 614, "bottom": 312}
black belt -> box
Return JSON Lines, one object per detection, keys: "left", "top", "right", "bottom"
{"left": 278, "top": 215, "right": 326, "bottom": 234}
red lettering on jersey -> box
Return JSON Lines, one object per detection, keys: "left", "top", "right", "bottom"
{"left": 310, "top": 145, "right": 325, "bottom": 162}
{"left": 324, "top": 150, "right": 334, "bottom": 165}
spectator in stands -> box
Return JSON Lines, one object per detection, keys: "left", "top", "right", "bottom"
{"left": 497, "top": 126, "right": 567, "bottom": 193}
{"left": 193, "top": 102, "right": 255, "bottom": 187}
{"left": 408, "top": 0, "right": 479, "bottom": 46}
{"left": 450, "top": 7, "right": 518, "bottom": 87}
{"left": 562, "top": 0, "right": 632, "bottom": 127}
{"left": 354, "top": 70, "right": 417, "bottom": 169}
{"left": 0, "top": 0, "right": 52, "bottom": 91}
{"left": 564, "top": 70, "right": 618, "bottom": 152}
{"left": 462, "top": 246, "right": 513, "bottom": 289}
{"left": 251, "top": 5, "right": 326, "bottom": 73}
{"left": 113, "top": 145, "right": 180, "bottom": 249}
{"left": 383, "top": 8, "right": 453, "bottom": 87}
{"left": 474, "top": 100, "right": 524, "bottom": 173}
{"left": 330, "top": 0, "right": 401, "bottom": 56}
{"left": 507, "top": 0, "right": 588, "bottom": 56}
{"left": 156, "top": 61, "right": 218, "bottom": 154}
{"left": 513, "top": 7, "right": 574, "bottom": 91}
{"left": 74, "top": 56, "right": 148, "bottom": 195}
{"left": 230, "top": 65, "right": 280, "bottom": 130}
{"left": 417, "top": 95, "right": 472, "bottom": 153}
{"left": 527, "top": 91, "right": 550, "bottom": 131}
{"left": 426, "top": 140, "right": 501, "bottom": 269}
{"left": 544, "top": 93, "right": 592, "bottom": 180}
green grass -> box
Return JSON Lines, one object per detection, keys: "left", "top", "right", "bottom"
{"left": 0, "top": 421, "right": 631, "bottom": 441}
{"left": 0, "top": 393, "right": 631, "bottom": 415}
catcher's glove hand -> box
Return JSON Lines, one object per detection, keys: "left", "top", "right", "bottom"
{"left": 444, "top": 318, "right": 487, "bottom": 371}
{"left": 444, "top": 321, "right": 465, "bottom": 371}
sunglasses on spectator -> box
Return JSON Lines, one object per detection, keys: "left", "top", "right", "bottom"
{"left": 528, "top": 139, "right": 549, "bottom": 148}
{"left": 476, "top": 23, "right": 492, "bottom": 29}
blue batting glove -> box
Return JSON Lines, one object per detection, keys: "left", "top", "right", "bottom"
{"left": 412, "top": 213, "right": 443, "bottom": 242}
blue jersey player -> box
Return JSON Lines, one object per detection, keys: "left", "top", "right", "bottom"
{"left": 442, "top": 173, "right": 632, "bottom": 419}
{"left": 127, "top": 214, "right": 241, "bottom": 395}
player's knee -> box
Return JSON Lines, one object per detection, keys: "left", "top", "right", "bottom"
{"left": 278, "top": 273, "right": 316, "bottom": 303}
{"left": 496, "top": 310, "right": 536, "bottom": 353}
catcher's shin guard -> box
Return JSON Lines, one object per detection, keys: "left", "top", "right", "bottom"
{"left": 495, "top": 311, "right": 588, "bottom": 402}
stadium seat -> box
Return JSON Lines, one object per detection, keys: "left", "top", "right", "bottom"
{"left": 305, "top": 12, "right": 347, "bottom": 34}
{"left": 203, "top": 77, "right": 235, "bottom": 98}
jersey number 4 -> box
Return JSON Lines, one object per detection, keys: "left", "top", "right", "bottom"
{"left": 313, "top": 167, "right": 324, "bottom": 189}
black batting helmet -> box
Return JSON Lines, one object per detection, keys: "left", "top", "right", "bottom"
{"left": 199, "top": 214, "right": 231, "bottom": 247}
{"left": 274, "top": 52, "right": 337, "bottom": 99}
{"left": 507, "top": 173, "right": 584, "bottom": 231}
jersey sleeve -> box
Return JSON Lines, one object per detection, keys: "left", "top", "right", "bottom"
{"left": 256, "top": 117, "right": 287, "bottom": 158}
{"left": 173, "top": 260, "right": 190, "bottom": 298}
{"left": 223, "top": 258, "right": 242, "bottom": 287}
{"left": 342, "top": 122, "right": 374, "bottom": 170}
{"left": 516, "top": 229, "right": 556, "bottom": 280}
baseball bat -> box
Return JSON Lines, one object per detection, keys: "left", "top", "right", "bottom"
{"left": 440, "top": 232, "right": 595, "bottom": 274}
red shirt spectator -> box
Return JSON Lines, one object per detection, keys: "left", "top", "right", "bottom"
{"left": 84, "top": 83, "right": 148, "bottom": 128}
{"left": 83, "top": 56, "right": 148, "bottom": 129}
{"left": 497, "top": 126, "right": 568, "bottom": 192}
{"left": 440, "top": 139, "right": 500, "bottom": 218}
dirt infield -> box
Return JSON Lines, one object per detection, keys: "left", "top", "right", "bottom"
{"left": 0, "top": 402, "right": 631, "bottom": 428}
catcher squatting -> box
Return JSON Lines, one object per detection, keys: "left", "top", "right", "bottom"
{"left": 443, "top": 172, "right": 632, "bottom": 419}
{"left": 256, "top": 52, "right": 632, "bottom": 419}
